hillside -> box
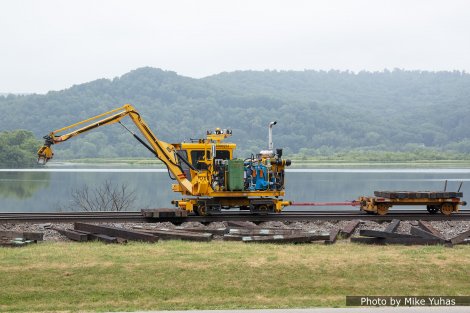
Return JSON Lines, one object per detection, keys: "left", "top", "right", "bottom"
{"left": 1, "top": 67, "right": 470, "bottom": 160}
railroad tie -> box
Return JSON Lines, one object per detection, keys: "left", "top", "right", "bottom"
{"left": 340, "top": 220, "right": 361, "bottom": 238}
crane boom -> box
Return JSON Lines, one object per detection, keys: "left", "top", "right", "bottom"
{"left": 37, "top": 104, "right": 193, "bottom": 194}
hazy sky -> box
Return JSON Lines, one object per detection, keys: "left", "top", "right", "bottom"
{"left": 1, "top": 0, "right": 469, "bottom": 93}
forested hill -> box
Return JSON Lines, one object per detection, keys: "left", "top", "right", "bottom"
{"left": 1, "top": 67, "right": 470, "bottom": 160}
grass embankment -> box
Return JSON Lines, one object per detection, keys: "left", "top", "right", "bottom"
{"left": 60, "top": 157, "right": 470, "bottom": 168}
{"left": 61, "top": 157, "right": 165, "bottom": 166}
{"left": 1, "top": 242, "right": 470, "bottom": 312}
{"left": 288, "top": 159, "right": 470, "bottom": 168}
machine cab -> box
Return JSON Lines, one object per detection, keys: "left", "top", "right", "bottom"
{"left": 173, "top": 128, "right": 235, "bottom": 180}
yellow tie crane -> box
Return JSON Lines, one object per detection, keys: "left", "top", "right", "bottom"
{"left": 37, "top": 104, "right": 291, "bottom": 215}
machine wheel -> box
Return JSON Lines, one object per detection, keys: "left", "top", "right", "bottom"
{"left": 258, "top": 204, "right": 269, "bottom": 213}
{"left": 376, "top": 204, "right": 390, "bottom": 216}
{"left": 440, "top": 203, "right": 454, "bottom": 216}
{"left": 194, "top": 202, "right": 207, "bottom": 216}
{"left": 426, "top": 205, "right": 439, "bottom": 214}
{"left": 196, "top": 205, "right": 207, "bottom": 216}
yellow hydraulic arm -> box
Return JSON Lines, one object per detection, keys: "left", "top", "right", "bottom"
{"left": 37, "top": 104, "right": 193, "bottom": 194}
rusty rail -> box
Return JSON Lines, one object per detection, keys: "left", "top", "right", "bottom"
{"left": 2, "top": 210, "right": 470, "bottom": 223}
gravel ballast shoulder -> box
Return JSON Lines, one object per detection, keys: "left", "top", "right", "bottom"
{"left": 2, "top": 220, "right": 469, "bottom": 242}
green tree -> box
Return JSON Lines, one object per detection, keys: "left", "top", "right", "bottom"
{"left": 0, "top": 130, "right": 41, "bottom": 168}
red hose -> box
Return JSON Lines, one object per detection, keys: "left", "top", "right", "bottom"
{"left": 291, "top": 201, "right": 360, "bottom": 207}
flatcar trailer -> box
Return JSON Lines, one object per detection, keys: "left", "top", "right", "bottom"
{"left": 358, "top": 191, "right": 467, "bottom": 215}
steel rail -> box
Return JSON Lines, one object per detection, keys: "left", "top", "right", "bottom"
{"left": 1, "top": 210, "right": 470, "bottom": 223}
{"left": 0, "top": 212, "right": 147, "bottom": 223}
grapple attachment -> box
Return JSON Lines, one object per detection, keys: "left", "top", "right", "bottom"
{"left": 37, "top": 145, "right": 53, "bottom": 165}
{"left": 37, "top": 135, "right": 55, "bottom": 165}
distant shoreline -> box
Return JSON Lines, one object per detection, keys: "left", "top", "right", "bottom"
{"left": 4, "top": 157, "right": 470, "bottom": 170}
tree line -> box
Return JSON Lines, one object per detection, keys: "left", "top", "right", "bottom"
{"left": 0, "top": 130, "right": 41, "bottom": 167}
{"left": 1, "top": 67, "right": 470, "bottom": 165}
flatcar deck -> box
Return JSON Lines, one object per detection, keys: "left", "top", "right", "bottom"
{"left": 359, "top": 191, "right": 466, "bottom": 215}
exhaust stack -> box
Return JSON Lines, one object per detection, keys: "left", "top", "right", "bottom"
{"left": 268, "top": 121, "right": 277, "bottom": 150}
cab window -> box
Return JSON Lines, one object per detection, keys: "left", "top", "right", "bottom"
{"left": 190, "top": 150, "right": 230, "bottom": 168}
{"left": 215, "top": 150, "right": 230, "bottom": 160}
{"left": 190, "top": 150, "right": 209, "bottom": 168}
{"left": 176, "top": 150, "right": 191, "bottom": 178}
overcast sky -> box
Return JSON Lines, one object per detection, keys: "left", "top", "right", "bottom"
{"left": 1, "top": 0, "right": 469, "bottom": 93}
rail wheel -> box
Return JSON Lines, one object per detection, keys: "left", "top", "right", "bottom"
{"left": 427, "top": 205, "right": 439, "bottom": 214}
{"left": 440, "top": 203, "right": 454, "bottom": 216}
{"left": 376, "top": 204, "right": 390, "bottom": 215}
{"left": 256, "top": 204, "right": 270, "bottom": 215}
{"left": 195, "top": 203, "right": 207, "bottom": 216}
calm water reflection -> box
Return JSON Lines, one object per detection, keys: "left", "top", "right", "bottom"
{"left": 1, "top": 167, "right": 470, "bottom": 212}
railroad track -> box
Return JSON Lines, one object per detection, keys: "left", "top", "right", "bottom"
{"left": 0, "top": 212, "right": 147, "bottom": 223}
{"left": 2, "top": 210, "right": 470, "bottom": 223}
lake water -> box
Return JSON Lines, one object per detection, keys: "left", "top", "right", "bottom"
{"left": 1, "top": 165, "right": 470, "bottom": 212}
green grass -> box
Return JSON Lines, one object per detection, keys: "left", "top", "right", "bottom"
{"left": 1, "top": 241, "right": 469, "bottom": 312}
{"left": 288, "top": 159, "right": 470, "bottom": 168}
{"left": 61, "top": 157, "right": 165, "bottom": 166}
{"left": 58, "top": 157, "right": 470, "bottom": 168}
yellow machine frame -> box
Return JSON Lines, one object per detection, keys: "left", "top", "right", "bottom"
{"left": 37, "top": 104, "right": 291, "bottom": 214}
